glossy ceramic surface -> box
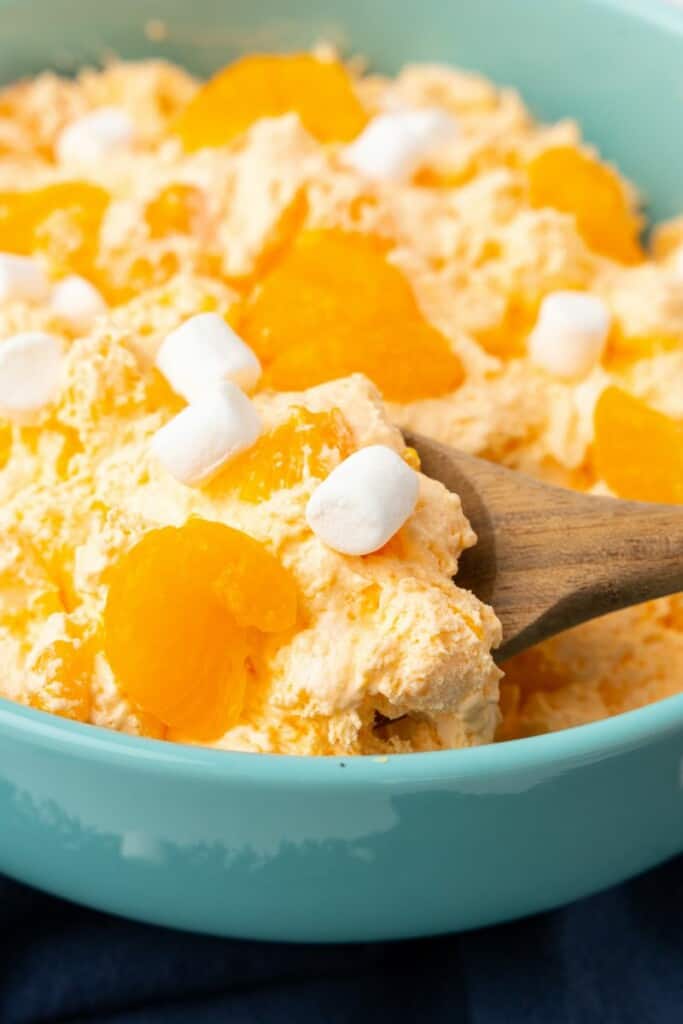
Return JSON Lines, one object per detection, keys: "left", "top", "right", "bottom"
{"left": 0, "top": 0, "right": 682, "bottom": 942}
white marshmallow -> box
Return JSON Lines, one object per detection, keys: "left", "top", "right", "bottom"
{"left": 50, "top": 275, "right": 107, "bottom": 333}
{"left": 0, "top": 332, "right": 63, "bottom": 419}
{"left": 0, "top": 254, "right": 50, "bottom": 305}
{"left": 56, "top": 107, "right": 134, "bottom": 164}
{"left": 151, "top": 381, "right": 262, "bottom": 486}
{"left": 306, "top": 445, "right": 419, "bottom": 556}
{"left": 528, "top": 291, "right": 611, "bottom": 380}
{"left": 156, "top": 313, "right": 262, "bottom": 401}
{"left": 342, "top": 108, "right": 459, "bottom": 182}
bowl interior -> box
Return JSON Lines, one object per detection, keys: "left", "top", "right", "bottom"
{"left": 0, "top": 0, "right": 681, "bottom": 774}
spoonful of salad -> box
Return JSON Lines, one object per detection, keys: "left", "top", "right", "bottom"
{"left": 406, "top": 431, "right": 683, "bottom": 662}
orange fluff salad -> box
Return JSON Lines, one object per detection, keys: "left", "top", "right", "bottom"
{"left": 0, "top": 51, "right": 679, "bottom": 754}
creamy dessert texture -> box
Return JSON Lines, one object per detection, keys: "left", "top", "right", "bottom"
{"left": 0, "top": 52, "right": 680, "bottom": 752}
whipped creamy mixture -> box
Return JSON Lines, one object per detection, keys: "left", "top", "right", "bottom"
{"left": 0, "top": 53, "right": 680, "bottom": 753}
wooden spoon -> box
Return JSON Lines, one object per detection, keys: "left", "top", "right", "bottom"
{"left": 405, "top": 431, "right": 683, "bottom": 662}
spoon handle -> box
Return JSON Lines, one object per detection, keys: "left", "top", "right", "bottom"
{"left": 407, "top": 433, "right": 683, "bottom": 661}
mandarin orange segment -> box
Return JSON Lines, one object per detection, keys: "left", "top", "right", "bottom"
{"left": 215, "top": 407, "right": 353, "bottom": 502}
{"left": 238, "top": 230, "right": 464, "bottom": 401}
{"left": 29, "top": 639, "right": 92, "bottom": 723}
{"left": 175, "top": 54, "right": 367, "bottom": 151}
{"left": 0, "top": 182, "right": 109, "bottom": 277}
{"left": 233, "top": 189, "right": 309, "bottom": 289}
{"left": 103, "top": 520, "right": 298, "bottom": 740}
{"left": 593, "top": 387, "right": 683, "bottom": 503}
{"left": 475, "top": 294, "right": 537, "bottom": 360}
{"left": 527, "top": 146, "right": 643, "bottom": 264}
{"left": 605, "top": 332, "right": 682, "bottom": 368}
{"left": 144, "top": 183, "right": 205, "bottom": 238}
{"left": 132, "top": 710, "right": 167, "bottom": 740}
{"left": 31, "top": 675, "right": 91, "bottom": 723}
{"left": 0, "top": 191, "right": 30, "bottom": 253}
{"left": 213, "top": 533, "right": 298, "bottom": 633}
{"left": 31, "top": 672, "right": 90, "bottom": 723}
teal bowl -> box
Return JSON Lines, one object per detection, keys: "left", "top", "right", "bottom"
{"left": 0, "top": 0, "right": 682, "bottom": 942}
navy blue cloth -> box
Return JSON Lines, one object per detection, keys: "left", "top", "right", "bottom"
{"left": 0, "top": 856, "right": 681, "bottom": 1024}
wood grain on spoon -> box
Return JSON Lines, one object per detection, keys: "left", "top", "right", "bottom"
{"left": 406, "top": 431, "right": 683, "bottom": 662}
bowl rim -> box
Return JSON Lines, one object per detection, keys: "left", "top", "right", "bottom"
{"left": 0, "top": 0, "right": 682, "bottom": 787}
{"left": 589, "top": 0, "right": 683, "bottom": 35}
{"left": 2, "top": 691, "right": 682, "bottom": 785}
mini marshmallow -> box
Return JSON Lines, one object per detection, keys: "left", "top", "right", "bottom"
{"left": 156, "top": 312, "right": 262, "bottom": 401}
{"left": 0, "top": 332, "right": 63, "bottom": 419}
{"left": 306, "top": 445, "right": 419, "bottom": 556}
{"left": 50, "top": 275, "right": 107, "bottom": 333}
{"left": 0, "top": 254, "right": 50, "bottom": 305}
{"left": 342, "top": 108, "right": 459, "bottom": 182}
{"left": 528, "top": 291, "right": 611, "bottom": 380}
{"left": 151, "top": 380, "right": 262, "bottom": 486}
{"left": 56, "top": 106, "right": 134, "bottom": 164}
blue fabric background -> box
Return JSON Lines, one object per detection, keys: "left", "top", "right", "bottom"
{"left": 1, "top": 856, "right": 680, "bottom": 1024}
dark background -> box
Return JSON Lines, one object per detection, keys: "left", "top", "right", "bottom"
{"left": 1, "top": 855, "right": 681, "bottom": 1023}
